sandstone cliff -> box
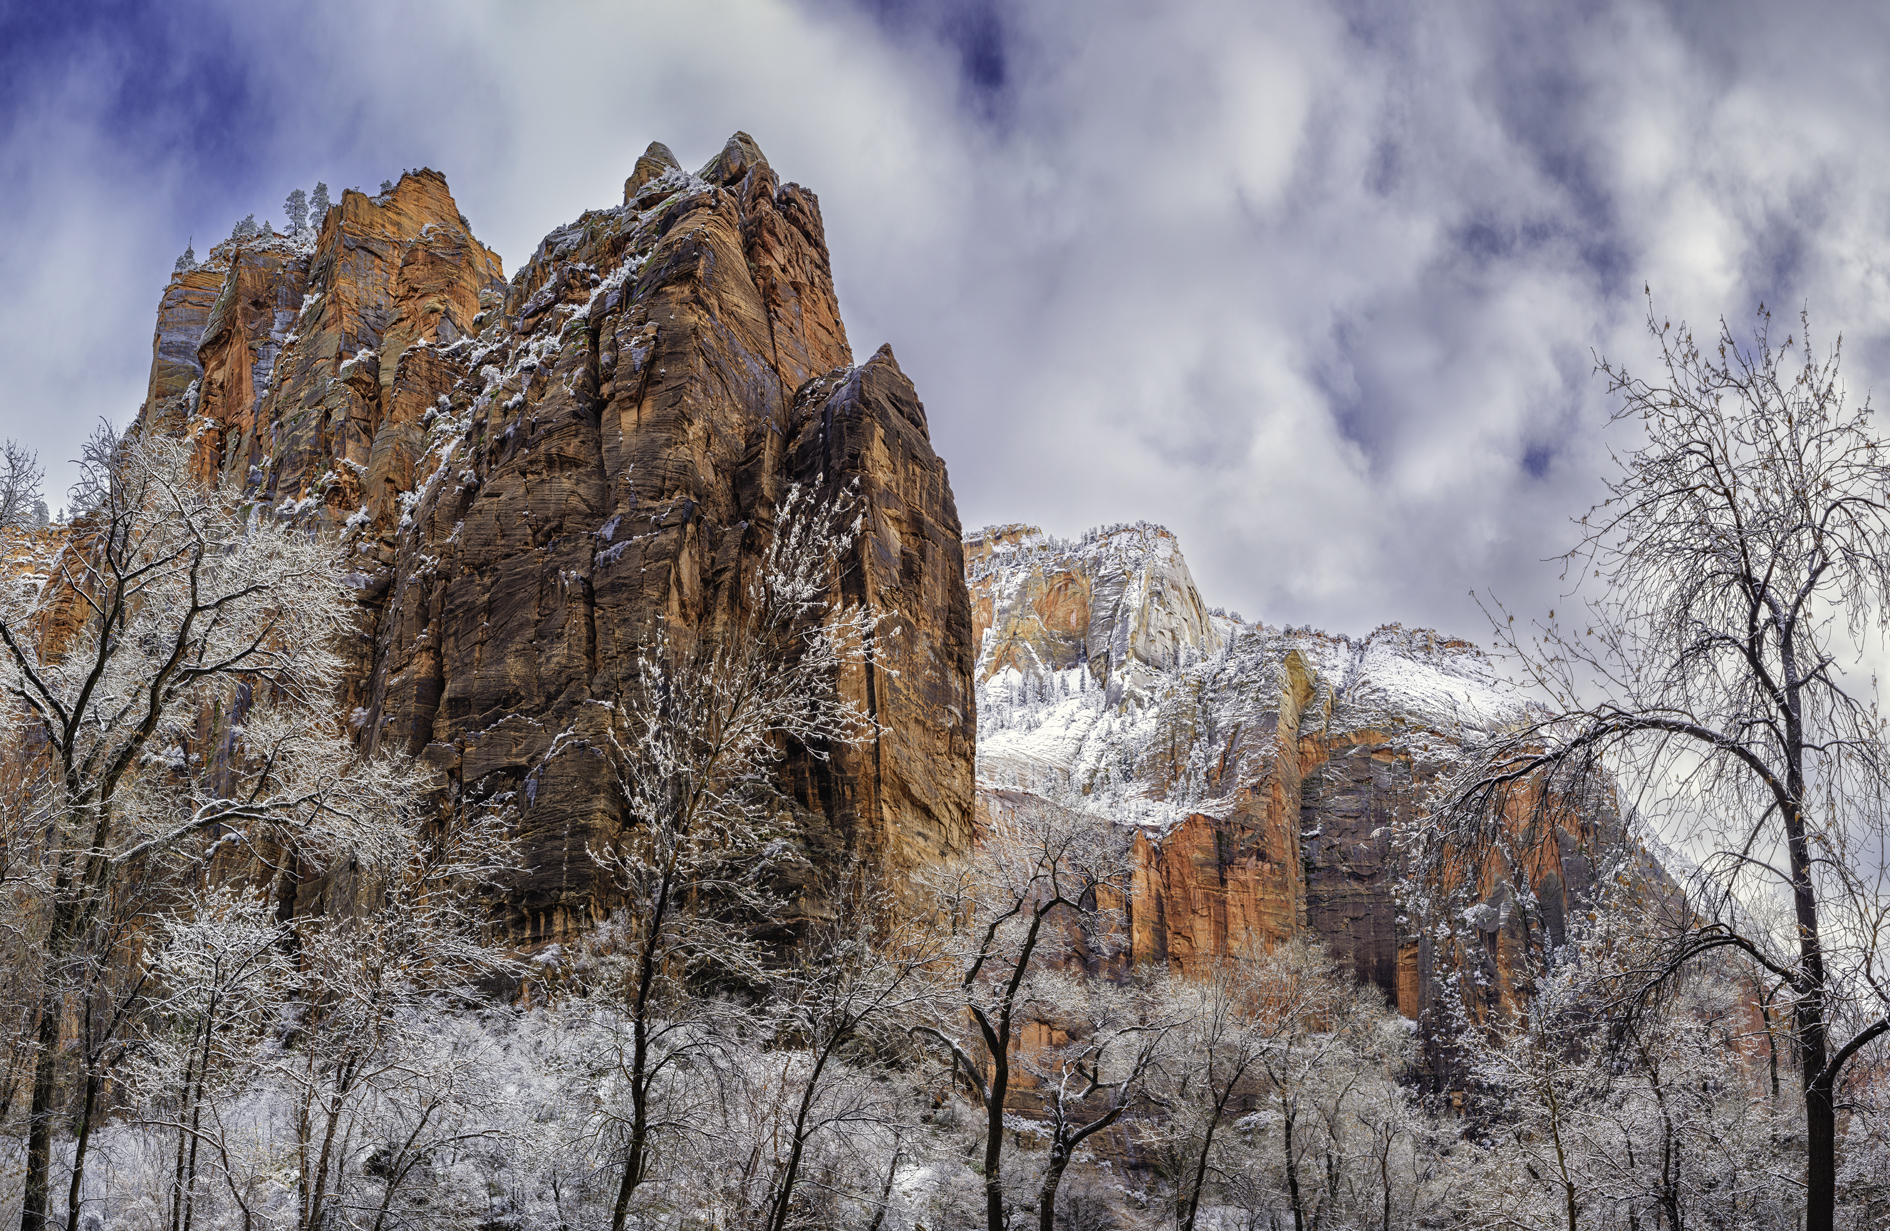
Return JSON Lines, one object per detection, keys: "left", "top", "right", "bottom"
{"left": 969, "top": 522, "right": 1612, "bottom": 1018}
{"left": 138, "top": 136, "right": 977, "bottom": 941}
{"left": 130, "top": 136, "right": 1608, "bottom": 1005}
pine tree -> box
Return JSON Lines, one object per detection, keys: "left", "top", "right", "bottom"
{"left": 231, "top": 214, "right": 259, "bottom": 241}
{"left": 310, "top": 181, "right": 330, "bottom": 219}
{"left": 380, "top": 179, "right": 394, "bottom": 194}
{"left": 172, "top": 239, "right": 196, "bottom": 273}
{"left": 284, "top": 187, "right": 308, "bottom": 234}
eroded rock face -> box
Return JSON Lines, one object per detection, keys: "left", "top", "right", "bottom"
{"left": 138, "top": 137, "right": 976, "bottom": 941}
{"left": 970, "top": 523, "right": 1222, "bottom": 706}
{"left": 969, "top": 523, "right": 1601, "bottom": 1018}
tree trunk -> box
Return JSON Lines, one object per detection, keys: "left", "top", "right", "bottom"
{"left": 865, "top": 1135, "right": 902, "bottom": 1231}
{"left": 1038, "top": 1105, "right": 1127, "bottom": 1231}
{"left": 294, "top": 1050, "right": 316, "bottom": 1226}
{"left": 1282, "top": 1100, "right": 1305, "bottom": 1231}
{"left": 1036, "top": 1146, "right": 1071, "bottom": 1231}
{"left": 20, "top": 911, "right": 75, "bottom": 1231}
{"left": 1379, "top": 1135, "right": 1391, "bottom": 1231}
{"left": 171, "top": 1026, "right": 201, "bottom": 1231}
{"left": 1180, "top": 1086, "right": 1235, "bottom": 1231}
{"left": 611, "top": 858, "right": 677, "bottom": 1231}
{"left": 21, "top": 947, "right": 69, "bottom": 1231}
{"left": 767, "top": 1037, "right": 840, "bottom": 1231}
{"left": 1783, "top": 778, "right": 1835, "bottom": 1231}
{"left": 1805, "top": 1080, "right": 1836, "bottom": 1231}
{"left": 983, "top": 1058, "right": 1009, "bottom": 1231}
{"left": 303, "top": 1059, "right": 357, "bottom": 1231}
{"left": 21, "top": 809, "right": 113, "bottom": 1231}
{"left": 1757, "top": 991, "right": 1781, "bottom": 1102}
{"left": 63, "top": 1057, "right": 103, "bottom": 1231}
{"left": 1543, "top": 1078, "right": 1578, "bottom": 1231}
{"left": 1656, "top": 1088, "right": 1679, "bottom": 1231}
{"left": 182, "top": 1076, "right": 208, "bottom": 1231}
{"left": 305, "top": 1101, "right": 342, "bottom": 1231}
{"left": 608, "top": 1011, "right": 652, "bottom": 1231}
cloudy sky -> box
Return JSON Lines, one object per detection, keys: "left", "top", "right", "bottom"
{"left": 3, "top": 0, "right": 1889, "bottom": 640}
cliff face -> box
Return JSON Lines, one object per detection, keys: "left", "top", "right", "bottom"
{"left": 969, "top": 523, "right": 1603, "bottom": 1017}
{"left": 132, "top": 136, "right": 1600, "bottom": 995}
{"left": 138, "top": 136, "right": 977, "bottom": 940}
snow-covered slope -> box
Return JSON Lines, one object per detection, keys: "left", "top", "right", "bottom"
{"left": 969, "top": 522, "right": 1526, "bottom": 833}
{"left": 967, "top": 521, "right": 1566, "bottom": 1014}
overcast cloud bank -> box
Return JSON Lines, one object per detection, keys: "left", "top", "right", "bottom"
{"left": 3, "top": 0, "right": 1888, "bottom": 640}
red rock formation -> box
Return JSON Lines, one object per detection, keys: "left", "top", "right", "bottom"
{"left": 968, "top": 524, "right": 1619, "bottom": 1018}
{"left": 136, "top": 137, "right": 976, "bottom": 940}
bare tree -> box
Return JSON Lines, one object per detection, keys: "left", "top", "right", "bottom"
{"left": 911, "top": 794, "right": 1131, "bottom": 1231}
{"left": 0, "top": 424, "right": 417, "bottom": 1231}
{"left": 1421, "top": 301, "right": 1890, "bottom": 1231}
{"left": 1238, "top": 939, "right": 1400, "bottom": 1231}
{"left": 543, "top": 485, "right": 876, "bottom": 1231}
{"left": 1022, "top": 973, "right": 1170, "bottom": 1231}
{"left": 753, "top": 871, "right": 938, "bottom": 1231}
{"left": 1437, "top": 908, "right": 1808, "bottom": 1231}
{"left": 1150, "top": 946, "right": 1412, "bottom": 1231}
{"left": 1156, "top": 955, "right": 1273, "bottom": 1231}
{"left": 123, "top": 886, "right": 289, "bottom": 1231}
{"left": 276, "top": 803, "right": 514, "bottom": 1231}
{"left": 0, "top": 443, "right": 42, "bottom": 531}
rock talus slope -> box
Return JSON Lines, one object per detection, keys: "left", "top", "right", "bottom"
{"left": 137, "top": 136, "right": 976, "bottom": 940}
{"left": 969, "top": 523, "right": 1612, "bottom": 1017}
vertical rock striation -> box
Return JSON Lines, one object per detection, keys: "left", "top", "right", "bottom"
{"left": 137, "top": 137, "right": 976, "bottom": 940}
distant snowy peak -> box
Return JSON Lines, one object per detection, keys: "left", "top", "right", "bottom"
{"left": 967, "top": 520, "right": 1226, "bottom": 708}
{"left": 968, "top": 520, "right": 1527, "bottom": 826}
{"left": 1267, "top": 621, "right": 1527, "bottom": 743}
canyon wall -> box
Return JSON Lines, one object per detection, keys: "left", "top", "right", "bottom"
{"left": 969, "top": 522, "right": 1617, "bottom": 1018}
{"left": 136, "top": 136, "right": 977, "bottom": 940}
{"left": 128, "top": 134, "right": 1622, "bottom": 998}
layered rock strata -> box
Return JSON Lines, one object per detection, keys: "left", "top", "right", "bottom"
{"left": 137, "top": 136, "right": 977, "bottom": 940}
{"left": 969, "top": 523, "right": 1612, "bottom": 1018}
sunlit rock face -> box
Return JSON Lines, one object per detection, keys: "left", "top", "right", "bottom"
{"left": 969, "top": 523, "right": 1550, "bottom": 1016}
{"left": 136, "top": 137, "right": 977, "bottom": 941}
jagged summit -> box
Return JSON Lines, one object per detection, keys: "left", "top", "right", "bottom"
{"left": 968, "top": 519, "right": 1512, "bottom": 733}
{"left": 969, "top": 519, "right": 1536, "bottom": 1003}
{"left": 134, "top": 138, "right": 976, "bottom": 941}
{"left": 969, "top": 521, "right": 1225, "bottom": 705}
{"left": 624, "top": 140, "right": 679, "bottom": 200}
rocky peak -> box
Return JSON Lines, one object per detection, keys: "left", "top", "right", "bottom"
{"left": 140, "top": 165, "right": 504, "bottom": 534}
{"left": 968, "top": 521, "right": 1224, "bottom": 708}
{"left": 623, "top": 141, "right": 679, "bottom": 202}
{"left": 135, "top": 137, "right": 975, "bottom": 943}
{"left": 969, "top": 521, "right": 1562, "bottom": 1014}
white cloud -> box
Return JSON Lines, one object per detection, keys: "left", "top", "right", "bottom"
{"left": 6, "top": 0, "right": 1890, "bottom": 647}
